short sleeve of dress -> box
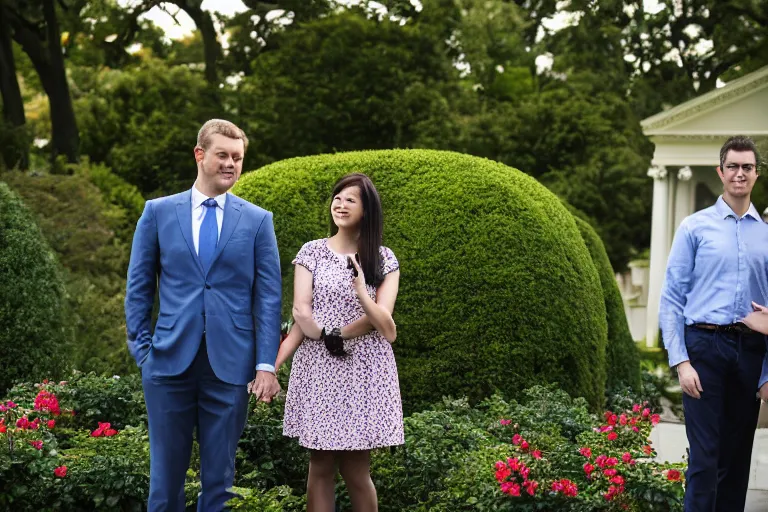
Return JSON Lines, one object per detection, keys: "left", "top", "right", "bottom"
{"left": 380, "top": 246, "right": 399, "bottom": 276}
{"left": 294, "top": 241, "right": 318, "bottom": 273}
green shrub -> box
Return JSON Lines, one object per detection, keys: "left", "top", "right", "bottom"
{"left": 234, "top": 150, "right": 608, "bottom": 410}
{"left": 1, "top": 171, "right": 135, "bottom": 375}
{"left": 6, "top": 373, "right": 145, "bottom": 432}
{"left": 235, "top": 399, "right": 309, "bottom": 492}
{"left": 71, "top": 159, "right": 145, "bottom": 247}
{"left": 0, "top": 182, "right": 70, "bottom": 393}
{"left": 227, "top": 486, "right": 306, "bottom": 512}
{"left": 573, "top": 217, "right": 640, "bottom": 391}
{"left": 58, "top": 426, "right": 151, "bottom": 511}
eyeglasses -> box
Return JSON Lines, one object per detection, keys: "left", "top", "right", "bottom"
{"left": 724, "top": 163, "right": 756, "bottom": 173}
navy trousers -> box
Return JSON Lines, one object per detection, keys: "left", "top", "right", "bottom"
{"left": 682, "top": 326, "right": 766, "bottom": 512}
{"left": 143, "top": 338, "right": 249, "bottom": 512}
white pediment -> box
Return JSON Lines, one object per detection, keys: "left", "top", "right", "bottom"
{"left": 642, "top": 66, "right": 768, "bottom": 138}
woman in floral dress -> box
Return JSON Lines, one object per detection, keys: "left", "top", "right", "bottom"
{"left": 276, "top": 173, "right": 403, "bottom": 512}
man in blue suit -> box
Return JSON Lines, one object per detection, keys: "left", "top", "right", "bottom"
{"left": 125, "top": 119, "right": 282, "bottom": 511}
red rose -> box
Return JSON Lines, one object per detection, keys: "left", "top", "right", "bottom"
{"left": 104, "top": 428, "right": 118, "bottom": 437}
{"left": 0, "top": 424, "right": 6, "bottom": 434}
{"left": 603, "top": 468, "right": 618, "bottom": 477}
{"left": 54, "top": 466, "right": 67, "bottom": 478}
{"left": 651, "top": 414, "right": 661, "bottom": 426}
{"left": 579, "top": 447, "right": 592, "bottom": 458}
{"left": 583, "top": 463, "right": 595, "bottom": 475}
{"left": 622, "top": 452, "right": 632, "bottom": 463}
{"left": 495, "top": 467, "right": 511, "bottom": 482}
{"left": 520, "top": 440, "right": 529, "bottom": 451}
{"left": 29, "top": 440, "right": 43, "bottom": 450}
{"left": 532, "top": 450, "right": 542, "bottom": 459}
{"left": 607, "top": 431, "right": 618, "bottom": 441}
{"left": 523, "top": 480, "right": 539, "bottom": 496}
{"left": 512, "top": 434, "right": 522, "bottom": 446}
{"left": 47, "top": 420, "right": 56, "bottom": 429}
{"left": 643, "top": 445, "right": 653, "bottom": 455}
{"left": 667, "top": 469, "right": 681, "bottom": 481}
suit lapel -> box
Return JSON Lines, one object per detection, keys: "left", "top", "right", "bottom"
{"left": 206, "top": 193, "right": 242, "bottom": 276}
{"left": 176, "top": 190, "right": 205, "bottom": 278}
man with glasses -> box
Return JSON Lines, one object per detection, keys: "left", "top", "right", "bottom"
{"left": 660, "top": 135, "right": 768, "bottom": 511}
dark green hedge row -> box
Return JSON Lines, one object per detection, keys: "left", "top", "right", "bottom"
{"left": 0, "top": 182, "right": 69, "bottom": 393}
{"left": 234, "top": 149, "right": 608, "bottom": 410}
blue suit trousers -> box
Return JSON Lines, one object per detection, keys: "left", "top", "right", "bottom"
{"left": 143, "top": 338, "right": 249, "bottom": 512}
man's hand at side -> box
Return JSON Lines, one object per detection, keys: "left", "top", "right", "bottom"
{"left": 247, "top": 371, "right": 281, "bottom": 403}
{"left": 677, "top": 360, "right": 703, "bottom": 399}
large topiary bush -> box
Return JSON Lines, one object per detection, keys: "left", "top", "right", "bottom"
{"left": 0, "top": 182, "right": 70, "bottom": 393}
{"left": 573, "top": 217, "right": 640, "bottom": 391}
{"left": 234, "top": 150, "right": 608, "bottom": 410}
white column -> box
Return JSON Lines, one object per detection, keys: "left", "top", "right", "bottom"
{"left": 646, "top": 165, "right": 671, "bottom": 347}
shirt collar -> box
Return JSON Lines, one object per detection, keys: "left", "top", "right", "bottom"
{"left": 191, "top": 183, "right": 227, "bottom": 209}
{"left": 715, "top": 195, "right": 759, "bottom": 220}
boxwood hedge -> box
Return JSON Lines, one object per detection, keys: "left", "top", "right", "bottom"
{"left": 573, "top": 216, "right": 640, "bottom": 391}
{"left": 234, "top": 150, "right": 608, "bottom": 410}
{"left": 0, "top": 181, "right": 70, "bottom": 393}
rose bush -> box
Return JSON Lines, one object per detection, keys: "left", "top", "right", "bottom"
{"left": 2, "top": 377, "right": 684, "bottom": 511}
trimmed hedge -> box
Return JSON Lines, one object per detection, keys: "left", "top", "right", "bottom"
{"left": 574, "top": 217, "right": 641, "bottom": 391}
{"left": 0, "top": 182, "right": 70, "bottom": 393}
{"left": 234, "top": 150, "right": 608, "bottom": 410}
{"left": 1, "top": 170, "right": 135, "bottom": 375}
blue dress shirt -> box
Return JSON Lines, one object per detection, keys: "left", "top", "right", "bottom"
{"left": 660, "top": 196, "right": 768, "bottom": 388}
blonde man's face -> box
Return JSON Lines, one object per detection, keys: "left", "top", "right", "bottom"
{"left": 195, "top": 134, "right": 245, "bottom": 195}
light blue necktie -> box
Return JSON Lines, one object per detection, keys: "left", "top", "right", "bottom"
{"left": 199, "top": 198, "right": 218, "bottom": 272}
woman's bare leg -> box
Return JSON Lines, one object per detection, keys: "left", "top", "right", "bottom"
{"left": 338, "top": 450, "right": 377, "bottom": 512}
{"left": 307, "top": 450, "right": 337, "bottom": 512}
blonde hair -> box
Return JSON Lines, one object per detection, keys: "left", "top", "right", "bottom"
{"left": 196, "top": 119, "right": 249, "bottom": 153}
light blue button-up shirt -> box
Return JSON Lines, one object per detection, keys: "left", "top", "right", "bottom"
{"left": 660, "top": 196, "right": 768, "bottom": 388}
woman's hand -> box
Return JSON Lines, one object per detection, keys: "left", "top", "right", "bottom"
{"left": 348, "top": 255, "right": 367, "bottom": 296}
{"left": 742, "top": 301, "right": 768, "bottom": 335}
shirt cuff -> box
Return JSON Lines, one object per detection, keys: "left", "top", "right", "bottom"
{"left": 668, "top": 351, "right": 689, "bottom": 368}
{"left": 256, "top": 364, "right": 275, "bottom": 373}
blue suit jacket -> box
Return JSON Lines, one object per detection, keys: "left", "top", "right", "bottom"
{"left": 124, "top": 189, "right": 282, "bottom": 385}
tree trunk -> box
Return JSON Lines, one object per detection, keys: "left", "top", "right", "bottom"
{"left": 179, "top": 2, "right": 221, "bottom": 85}
{"left": 41, "top": 0, "right": 79, "bottom": 163}
{"left": 0, "top": 5, "right": 29, "bottom": 169}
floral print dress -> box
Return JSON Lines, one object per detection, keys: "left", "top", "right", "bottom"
{"left": 282, "top": 238, "right": 405, "bottom": 450}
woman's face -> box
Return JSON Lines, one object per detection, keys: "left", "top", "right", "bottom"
{"left": 331, "top": 185, "right": 364, "bottom": 230}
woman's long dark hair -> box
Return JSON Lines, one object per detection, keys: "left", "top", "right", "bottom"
{"left": 329, "top": 173, "right": 384, "bottom": 287}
